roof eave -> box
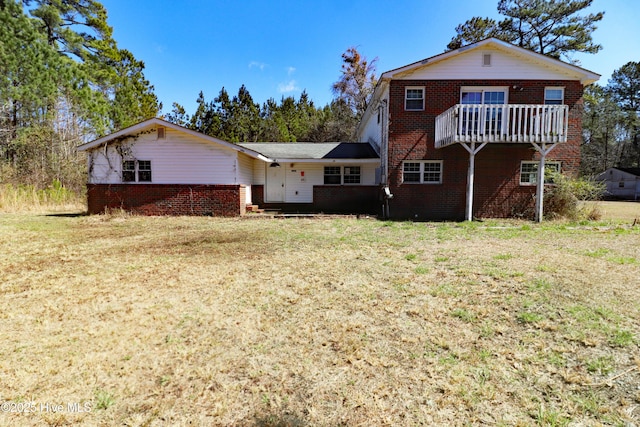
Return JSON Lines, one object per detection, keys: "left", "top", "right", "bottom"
{"left": 76, "top": 117, "right": 271, "bottom": 161}
{"left": 269, "top": 158, "right": 380, "bottom": 164}
{"left": 379, "top": 38, "right": 600, "bottom": 84}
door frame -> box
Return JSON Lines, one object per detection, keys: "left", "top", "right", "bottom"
{"left": 265, "top": 164, "right": 286, "bottom": 202}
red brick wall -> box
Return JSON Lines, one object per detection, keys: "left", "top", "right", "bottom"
{"left": 87, "top": 184, "right": 245, "bottom": 216}
{"left": 251, "top": 184, "right": 379, "bottom": 214}
{"left": 313, "top": 185, "right": 379, "bottom": 213}
{"left": 387, "top": 79, "right": 584, "bottom": 219}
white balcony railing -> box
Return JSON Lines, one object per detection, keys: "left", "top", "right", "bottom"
{"left": 435, "top": 104, "right": 569, "bottom": 148}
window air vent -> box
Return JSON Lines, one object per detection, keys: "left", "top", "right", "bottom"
{"left": 483, "top": 53, "right": 492, "bottom": 66}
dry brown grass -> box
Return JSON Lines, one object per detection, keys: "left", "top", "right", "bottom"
{"left": 0, "top": 184, "right": 85, "bottom": 214}
{"left": 586, "top": 201, "right": 640, "bottom": 222}
{"left": 1, "top": 213, "right": 639, "bottom": 426}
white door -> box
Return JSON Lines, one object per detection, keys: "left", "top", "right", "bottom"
{"left": 265, "top": 165, "right": 285, "bottom": 202}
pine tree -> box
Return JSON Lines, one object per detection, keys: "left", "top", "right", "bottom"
{"left": 448, "top": 0, "right": 604, "bottom": 62}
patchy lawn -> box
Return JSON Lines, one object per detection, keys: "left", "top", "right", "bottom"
{"left": 0, "top": 213, "right": 639, "bottom": 426}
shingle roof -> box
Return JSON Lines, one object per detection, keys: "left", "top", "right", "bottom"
{"left": 238, "top": 142, "right": 379, "bottom": 160}
{"left": 617, "top": 167, "right": 640, "bottom": 176}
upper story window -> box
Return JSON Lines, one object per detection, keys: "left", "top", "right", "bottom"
{"left": 122, "top": 160, "right": 152, "bottom": 182}
{"left": 544, "top": 87, "right": 564, "bottom": 105}
{"left": 405, "top": 87, "right": 424, "bottom": 111}
{"left": 402, "top": 161, "right": 442, "bottom": 184}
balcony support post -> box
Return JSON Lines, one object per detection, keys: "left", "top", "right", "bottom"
{"left": 531, "top": 142, "right": 557, "bottom": 222}
{"left": 461, "top": 142, "right": 488, "bottom": 221}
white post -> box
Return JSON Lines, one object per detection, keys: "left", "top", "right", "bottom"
{"left": 461, "top": 142, "right": 488, "bottom": 221}
{"left": 467, "top": 145, "right": 475, "bottom": 221}
{"left": 531, "top": 142, "right": 557, "bottom": 223}
{"left": 535, "top": 153, "right": 546, "bottom": 223}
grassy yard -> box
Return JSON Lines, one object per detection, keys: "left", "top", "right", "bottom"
{"left": 1, "top": 208, "right": 639, "bottom": 426}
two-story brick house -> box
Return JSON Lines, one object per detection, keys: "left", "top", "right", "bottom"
{"left": 357, "top": 38, "right": 599, "bottom": 221}
{"left": 79, "top": 38, "right": 599, "bottom": 219}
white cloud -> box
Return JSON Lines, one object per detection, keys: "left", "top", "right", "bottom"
{"left": 249, "top": 61, "right": 267, "bottom": 71}
{"left": 287, "top": 66, "right": 296, "bottom": 76}
{"left": 278, "top": 80, "right": 299, "bottom": 93}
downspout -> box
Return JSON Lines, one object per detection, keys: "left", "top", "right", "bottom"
{"left": 380, "top": 99, "right": 392, "bottom": 218}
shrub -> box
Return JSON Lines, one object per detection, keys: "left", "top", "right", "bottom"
{"left": 544, "top": 174, "right": 604, "bottom": 220}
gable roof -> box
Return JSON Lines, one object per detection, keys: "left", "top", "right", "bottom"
{"left": 381, "top": 38, "right": 600, "bottom": 84}
{"left": 77, "top": 117, "right": 271, "bottom": 161}
{"left": 238, "top": 142, "right": 379, "bottom": 161}
{"left": 614, "top": 167, "right": 640, "bottom": 177}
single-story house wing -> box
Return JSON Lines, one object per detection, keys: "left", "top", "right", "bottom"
{"left": 77, "top": 118, "right": 380, "bottom": 215}
{"left": 596, "top": 167, "right": 640, "bottom": 200}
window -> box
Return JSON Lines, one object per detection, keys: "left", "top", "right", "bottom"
{"left": 122, "top": 160, "right": 136, "bottom": 182}
{"left": 544, "top": 87, "right": 564, "bottom": 105}
{"left": 138, "top": 160, "right": 152, "bottom": 182}
{"left": 343, "top": 166, "right": 361, "bottom": 184}
{"left": 157, "top": 126, "right": 166, "bottom": 139}
{"left": 324, "top": 166, "right": 362, "bottom": 184}
{"left": 460, "top": 87, "right": 508, "bottom": 134}
{"left": 405, "top": 87, "right": 424, "bottom": 111}
{"left": 402, "top": 161, "right": 442, "bottom": 184}
{"left": 520, "top": 161, "right": 560, "bottom": 185}
{"left": 482, "top": 53, "right": 492, "bottom": 66}
{"left": 122, "top": 160, "right": 152, "bottom": 183}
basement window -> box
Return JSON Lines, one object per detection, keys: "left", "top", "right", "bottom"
{"left": 402, "top": 161, "right": 442, "bottom": 184}
{"left": 122, "top": 160, "right": 152, "bottom": 183}
{"left": 520, "top": 161, "right": 560, "bottom": 185}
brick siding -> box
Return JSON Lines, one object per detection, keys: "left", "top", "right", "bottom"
{"left": 252, "top": 184, "right": 379, "bottom": 214}
{"left": 87, "top": 184, "right": 245, "bottom": 216}
{"left": 387, "top": 79, "right": 584, "bottom": 219}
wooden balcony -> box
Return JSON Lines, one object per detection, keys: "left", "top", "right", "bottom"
{"left": 435, "top": 104, "right": 569, "bottom": 149}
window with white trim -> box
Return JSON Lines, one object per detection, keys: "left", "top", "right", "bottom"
{"left": 544, "top": 87, "right": 564, "bottom": 105}
{"left": 343, "top": 166, "right": 361, "bottom": 184}
{"left": 405, "top": 87, "right": 424, "bottom": 111}
{"left": 122, "top": 160, "right": 152, "bottom": 182}
{"left": 520, "top": 161, "right": 560, "bottom": 185}
{"left": 323, "top": 166, "right": 361, "bottom": 184}
{"left": 402, "top": 161, "right": 443, "bottom": 184}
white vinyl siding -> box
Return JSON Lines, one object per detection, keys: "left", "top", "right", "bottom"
{"left": 236, "top": 153, "right": 255, "bottom": 185}
{"left": 397, "top": 48, "right": 577, "bottom": 81}
{"left": 258, "top": 162, "right": 377, "bottom": 203}
{"left": 356, "top": 86, "right": 389, "bottom": 149}
{"left": 87, "top": 128, "right": 250, "bottom": 185}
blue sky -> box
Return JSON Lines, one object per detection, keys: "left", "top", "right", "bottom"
{"left": 100, "top": 0, "right": 639, "bottom": 115}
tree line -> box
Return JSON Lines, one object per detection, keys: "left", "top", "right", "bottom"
{"left": 163, "top": 47, "right": 376, "bottom": 143}
{"left": 0, "top": 0, "right": 638, "bottom": 199}
{"left": 1, "top": 0, "right": 159, "bottom": 192}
